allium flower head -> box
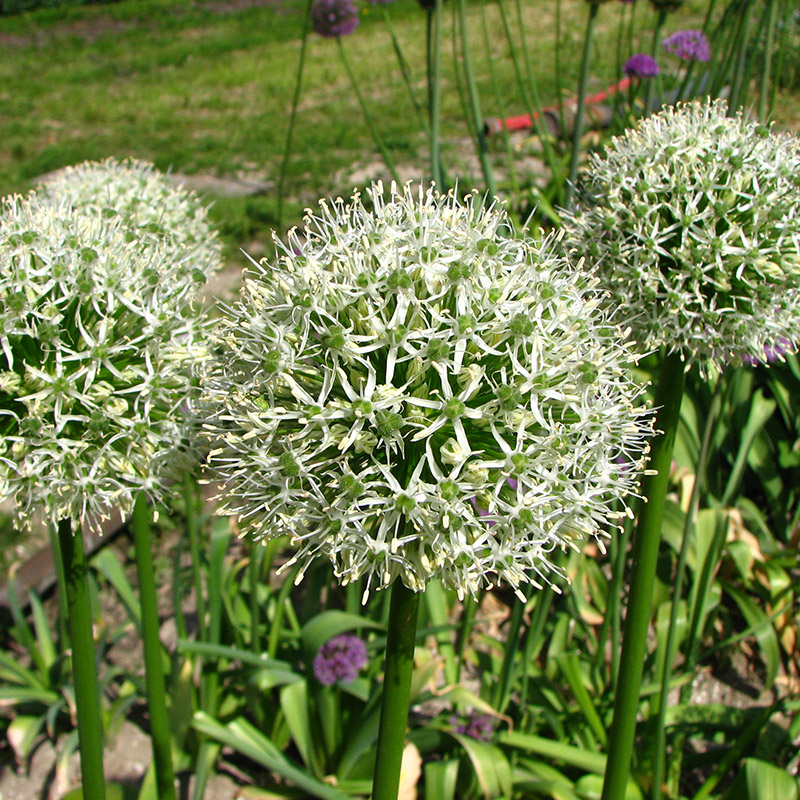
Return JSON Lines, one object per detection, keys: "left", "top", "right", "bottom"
{"left": 662, "top": 29, "right": 711, "bottom": 62}
{"left": 38, "top": 158, "right": 222, "bottom": 279}
{"left": 0, "top": 187, "right": 210, "bottom": 532}
{"left": 311, "top": 0, "right": 359, "bottom": 38}
{"left": 624, "top": 53, "right": 659, "bottom": 78}
{"left": 562, "top": 100, "right": 800, "bottom": 373}
{"left": 313, "top": 633, "right": 369, "bottom": 685}
{"left": 201, "top": 183, "right": 653, "bottom": 601}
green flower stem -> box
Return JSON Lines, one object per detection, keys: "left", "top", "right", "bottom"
{"left": 456, "top": 0, "right": 497, "bottom": 197}
{"left": 600, "top": 350, "right": 686, "bottom": 800}
{"left": 645, "top": 11, "right": 667, "bottom": 115}
{"left": 565, "top": 1, "right": 600, "bottom": 207}
{"left": 276, "top": 0, "right": 313, "bottom": 231}
{"left": 132, "top": 494, "right": 178, "bottom": 800}
{"left": 757, "top": 0, "right": 779, "bottom": 120}
{"left": 427, "top": 1, "right": 444, "bottom": 187}
{"left": 650, "top": 378, "right": 722, "bottom": 800}
{"left": 728, "top": 0, "right": 755, "bottom": 113}
{"left": 57, "top": 518, "right": 106, "bottom": 800}
{"left": 371, "top": 580, "right": 421, "bottom": 800}
{"left": 336, "top": 37, "right": 400, "bottom": 186}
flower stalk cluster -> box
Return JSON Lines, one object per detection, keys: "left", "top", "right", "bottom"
{"left": 202, "top": 183, "right": 653, "bottom": 601}
{"left": 563, "top": 100, "right": 800, "bottom": 373}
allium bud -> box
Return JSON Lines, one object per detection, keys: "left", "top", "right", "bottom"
{"left": 662, "top": 29, "right": 711, "bottom": 62}
{"left": 562, "top": 100, "right": 800, "bottom": 373}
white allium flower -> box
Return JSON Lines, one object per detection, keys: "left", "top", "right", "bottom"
{"left": 201, "top": 183, "right": 653, "bottom": 601}
{"left": 38, "top": 157, "right": 222, "bottom": 279}
{"left": 0, "top": 189, "right": 211, "bottom": 532}
{"left": 562, "top": 99, "right": 800, "bottom": 372}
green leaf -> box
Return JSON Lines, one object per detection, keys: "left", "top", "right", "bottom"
{"left": 192, "top": 712, "right": 349, "bottom": 800}
{"left": 29, "top": 590, "right": 57, "bottom": 671}
{"left": 554, "top": 652, "right": 606, "bottom": 749}
{"left": 424, "top": 759, "right": 460, "bottom": 800}
{"left": 7, "top": 714, "right": 46, "bottom": 761}
{"left": 279, "top": 681, "right": 317, "bottom": 774}
{"left": 499, "top": 731, "right": 606, "bottom": 774}
{"left": 177, "top": 639, "right": 301, "bottom": 685}
{"left": 423, "top": 577, "right": 458, "bottom": 685}
{"left": 722, "top": 757, "right": 800, "bottom": 800}
{"left": 449, "top": 732, "right": 512, "bottom": 799}
{"left": 91, "top": 548, "right": 141, "bottom": 630}
{"left": 574, "top": 773, "right": 643, "bottom": 800}
{"left": 721, "top": 581, "right": 781, "bottom": 689}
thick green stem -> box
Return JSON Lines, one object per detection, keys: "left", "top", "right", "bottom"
{"left": 132, "top": 494, "right": 178, "bottom": 800}
{"left": 57, "top": 518, "right": 107, "bottom": 800}
{"left": 565, "top": 1, "right": 599, "bottom": 207}
{"left": 600, "top": 351, "right": 686, "bottom": 800}
{"left": 371, "top": 581, "right": 421, "bottom": 800}
{"left": 650, "top": 379, "right": 722, "bottom": 800}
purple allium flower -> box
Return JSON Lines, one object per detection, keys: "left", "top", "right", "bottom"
{"left": 662, "top": 29, "right": 711, "bottom": 62}
{"left": 450, "top": 713, "right": 495, "bottom": 741}
{"left": 313, "top": 634, "right": 368, "bottom": 685}
{"left": 624, "top": 53, "right": 660, "bottom": 78}
{"left": 311, "top": 0, "right": 360, "bottom": 38}
{"left": 742, "top": 337, "right": 795, "bottom": 366}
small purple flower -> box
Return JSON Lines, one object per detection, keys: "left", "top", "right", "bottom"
{"left": 662, "top": 29, "right": 711, "bottom": 62}
{"left": 624, "top": 53, "right": 660, "bottom": 78}
{"left": 311, "top": 0, "right": 360, "bottom": 38}
{"left": 313, "top": 634, "right": 368, "bottom": 685}
{"left": 742, "top": 337, "right": 794, "bottom": 366}
{"left": 450, "top": 713, "right": 495, "bottom": 741}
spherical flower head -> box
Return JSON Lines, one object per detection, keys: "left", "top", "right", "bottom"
{"left": 562, "top": 100, "right": 800, "bottom": 373}
{"left": 311, "top": 0, "right": 359, "bottom": 38}
{"left": 624, "top": 54, "right": 659, "bottom": 78}
{"left": 201, "top": 183, "right": 653, "bottom": 601}
{"left": 662, "top": 29, "right": 711, "bottom": 62}
{"left": 0, "top": 189, "right": 211, "bottom": 533}
{"left": 38, "top": 158, "right": 222, "bottom": 280}
{"left": 313, "top": 634, "right": 368, "bottom": 685}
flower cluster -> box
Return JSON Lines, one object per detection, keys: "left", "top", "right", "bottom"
{"left": 624, "top": 53, "right": 659, "bottom": 78}
{"left": 662, "top": 29, "right": 711, "bottom": 62}
{"left": 201, "top": 183, "right": 653, "bottom": 601}
{"left": 313, "top": 634, "right": 369, "bottom": 685}
{"left": 0, "top": 180, "right": 211, "bottom": 532}
{"left": 562, "top": 100, "right": 800, "bottom": 372}
{"left": 450, "top": 713, "right": 495, "bottom": 741}
{"left": 38, "top": 157, "right": 222, "bottom": 279}
{"left": 311, "top": 0, "right": 360, "bottom": 38}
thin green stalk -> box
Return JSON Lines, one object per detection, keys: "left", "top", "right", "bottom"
{"left": 336, "top": 37, "right": 400, "bottom": 185}
{"left": 757, "top": 0, "right": 780, "bottom": 120}
{"left": 494, "top": 588, "right": 528, "bottom": 714}
{"left": 276, "top": 0, "right": 313, "bottom": 231}
{"left": 454, "top": 592, "right": 479, "bottom": 684}
{"left": 185, "top": 476, "right": 206, "bottom": 645}
{"left": 645, "top": 10, "right": 667, "bottom": 116}
{"left": 428, "top": 2, "right": 444, "bottom": 187}
{"left": 456, "top": 0, "right": 497, "bottom": 197}
{"left": 371, "top": 580, "right": 421, "bottom": 800}
{"left": 600, "top": 351, "right": 686, "bottom": 800}
{"left": 57, "top": 518, "right": 106, "bottom": 800}
{"left": 650, "top": 379, "right": 723, "bottom": 800}
{"left": 47, "top": 522, "right": 70, "bottom": 648}
{"left": 249, "top": 540, "right": 262, "bottom": 651}
{"left": 132, "top": 494, "right": 178, "bottom": 800}
{"left": 565, "top": 2, "right": 600, "bottom": 207}
{"left": 727, "top": 0, "right": 755, "bottom": 113}
{"left": 381, "top": 5, "right": 428, "bottom": 132}
{"left": 267, "top": 561, "right": 303, "bottom": 660}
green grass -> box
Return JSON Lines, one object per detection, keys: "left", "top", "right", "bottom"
{"left": 0, "top": 0, "right": 687, "bottom": 246}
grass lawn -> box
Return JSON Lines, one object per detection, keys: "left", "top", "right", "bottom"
{"left": 0, "top": 0, "right": 714, "bottom": 253}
